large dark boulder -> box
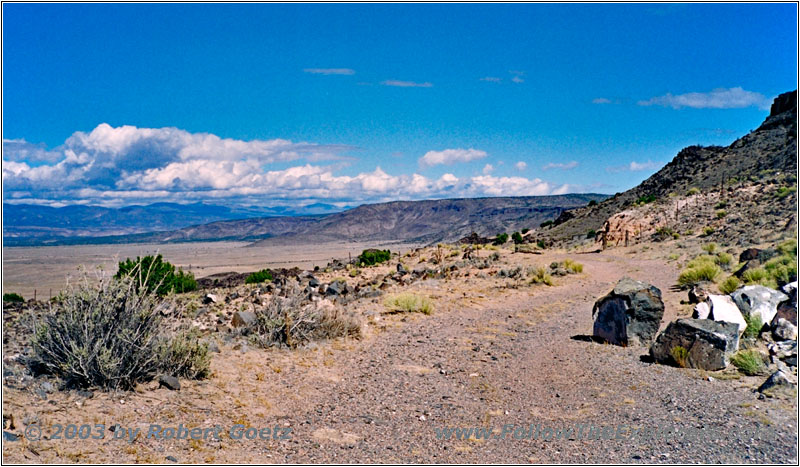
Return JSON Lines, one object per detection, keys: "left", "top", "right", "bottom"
{"left": 592, "top": 277, "right": 664, "bottom": 346}
{"left": 649, "top": 319, "right": 740, "bottom": 370}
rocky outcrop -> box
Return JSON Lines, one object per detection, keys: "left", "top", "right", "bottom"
{"left": 731, "top": 285, "right": 788, "bottom": 326}
{"left": 592, "top": 278, "right": 664, "bottom": 346}
{"left": 650, "top": 319, "right": 740, "bottom": 370}
{"left": 693, "top": 294, "right": 747, "bottom": 335}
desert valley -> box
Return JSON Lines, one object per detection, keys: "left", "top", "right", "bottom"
{"left": 1, "top": 90, "right": 798, "bottom": 463}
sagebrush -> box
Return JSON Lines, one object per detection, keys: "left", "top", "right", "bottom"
{"left": 27, "top": 275, "right": 209, "bottom": 390}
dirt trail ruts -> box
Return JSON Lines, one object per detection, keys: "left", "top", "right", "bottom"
{"left": 260, "top": 252, "right": 797, "bottom": 463}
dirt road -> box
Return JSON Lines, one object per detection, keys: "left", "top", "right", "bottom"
{"left": 2, "top": 249, "right": 797, "bottom": 463}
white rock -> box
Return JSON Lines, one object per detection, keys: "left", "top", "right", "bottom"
{"left": 731, "top": 285, "right": 788, "bottom": 325}
{"left": 693, "top": 302, "right": 711, "bottom": 320}
{"left": 707, "top": 294, "right": 747, "bottom": 335}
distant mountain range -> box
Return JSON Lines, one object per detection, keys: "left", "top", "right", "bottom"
{"left": 2, "top": 195, "right": 608, "bottom": 246}
{"left": 2, "top": 202, "right": 347, "bottom": 245}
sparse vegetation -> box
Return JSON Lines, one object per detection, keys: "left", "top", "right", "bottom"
{"left": 521, "top": 228, "right": 530, "bottom": 234}
{"left": 540, "top": 220, "right": 554, "bottom": 228}
{"left": 719, "top": 276, "right": 742, "bottom": 294}
{"left": 702, "top": 226, "right": 715, "bottom": 237}
{"left": 587, "top": 200, "right": 598, "bottom": 207}
{"left": 775, "top": 185, "right": 797, "bottom": 199}
{"left": 653, "top": 226, "right": 679, "bottom": 241}
{"left": 245, "top": 269, "right": 273, "bottom": 284}
{"left": 494, "top": 233, "right": 509, "bottom": 245}
{"left": 3, "top": 292, "right": 24, "bottom": 303}
{"left": 731, "top": 350, "right": 766, "bottom": 376}
{"left": 677, "top": 261, "right": 722, "bottom": 288}
{"left": 384, "top": 292, "right": 434, "bottom": 315}
{"left": 27, "top": 275, "right": 209, "bottom": 390}
{"left": 702, "top": 243, "right": 718, "bottom": 254}
{"left": 586, "top": 229, "right": 596, "bottom": 239}
{"left": 512, "top": 231, "right": 524, "bottom": 244}
{"left": 358, "top": 249, "right": 391, "bottom": 266}
{"left": 116, "top": 254, "right": 197, "bottom": 296}
{"left": 563, "top": 259, "right": 584, "bottom": 273}
{"left": 687, "top": 187, "right": 700, "bottom": 195}
{"left": 671, "top": 346, "right": 688, "bottom": 368}
{"left": 716, "top": 209, "right": 727, "bottom": 218}
{"left": 529, "top": 266, "right": 554, "bottom": 286}
{"left": 743, "top": 313, "right": 764, "bottom": 339}
{"left": 635, "top": 194, "right": 656, "bottom": 205}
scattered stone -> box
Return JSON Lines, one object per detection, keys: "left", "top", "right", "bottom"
{"left": 158, "top": 375, "right": 181, "bottom": 391}
{"left": 155, "top": 302, "right": 176, "bottom": 316}
{"left": 3, "top": 431, "right": 19, "bottom": 442}
{"left": 232, "top": 311, "right": 257, "bottom": 328}
{"left": 206, "top": 341, "right": 221, "bottom": 353}
{"left": 731, "top": 285, "right": 788, "bottom": 325}
{"left": 772, "top": 318, "right": 798, "bottom": 341}
{"left": 591, "top": 277, "right": 664, "bottom": 346}
{"left": 40, "top": 382, "right": 55, "bottom": 393}
{"left": 76, "top": 389, "right": 94, "bottom": 399}
{"left": 733, "top": 260, "right": 761, "bottom": 279}
{"left": 650, "top": 319, "right": 740, "bottom": 371}
{"left": 326, "top": 280, "right": 347, "bottom": 296}
{"left": 166, "top": 455, "right": 178, "bottom": 463}
{"left": 757, "top": 370, "right": 796, "bottom": 397}
{"left": 203, "top": 294, "right": 218, "bottom": 305}
{"left": 397, "top": 263, "right": 408, "bottom": 275}
{"left": 769, "top": 340, "right": 798, "bottom": 367}
{"left": 309, "top": 277, "right": 320, "bottom": 288}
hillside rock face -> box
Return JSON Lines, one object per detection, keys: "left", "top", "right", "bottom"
{"left": 542, "top": 90, "right": 798, "bottom": 246}
{"left": 592, "top": 277, "right": 664, "bottom": 346}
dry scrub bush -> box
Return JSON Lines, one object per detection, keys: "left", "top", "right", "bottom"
{"left": 247, "top": 282, "right": 361, "bottom": 348}
{"left": 27, "top": 274, "right": 209, "bottom": 390}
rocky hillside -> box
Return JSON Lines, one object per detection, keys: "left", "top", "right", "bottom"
{"left": 250, "top": 194, "right": 607, "bottom": 246}
{"left": 538, "top": 90, "right": 798, "bottom": 246}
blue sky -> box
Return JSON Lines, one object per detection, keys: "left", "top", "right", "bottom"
{"left": 2, "top": 3, "right": 797, "bottom": 209}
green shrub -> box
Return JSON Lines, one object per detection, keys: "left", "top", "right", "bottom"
{"left": 702, "top": 226, "right": 715, "bottom": 237}
{"left": 687, "top": 187, "right": 700, "bottom": 195}
{"left": 529, "top": 266, "right": 554, "bottom": 286}
{"left": 715, "top": 252, "right": 733, "bottom": 268}
{"left": 540, "top": 220, "right": 554, "bottom": 228}
{"left": 715, "top": 201, "right": 727, "bottom": 209}
{"left": 775, "top": 185, "right": 797, "bottom": 199}
{"left": 116, "top": 254, "right": 197, "bottom": 296}
{"left": 493, "top": 233, "right": 509, "bottom": 245}
{"left": 521, "top": 228, "right": 530, "bottom": 234}
{"left": 587, "top": 200, "right": 598, "bottom": 207}
{"left": 246, "top": 269, "right": 273, "bottom": 284}
{"left": 635, "top": 194, "right": 656, "bottom": 205}
{"left": 586, "top": 229, "right": 596, "bottom": 239}
{"left": 719, "top": 276, "right": 742, "bottom": 294}
{"left": 3, "top": 293, "right": 24, "bottom": 303}
{"left": 512, "top": 232, "right": 524, "bottom": 244}
{"left": 742, "top": 267, "right": 772, "bottom": 287}
{"left": 27, "top": 276, "right": 209, "bottom": 390}
{"left": 743, "top": 313, "right": 764, "bottom": 339}
{"left": 358, "top": 249, "right": 391, "bottom": 266}
{"left": 702, "top": 243, "right": 718, "bottom": 254}
{"left": 537, "top": 240, "right": 546, "bottom": 249}
{"left": 653, "top": 226, "right": 677, "bottom": 241}
{"left": 671, "top": 346, "right": 688, "bottom": 368}
{"left": 349, "top": 268, "right": 360, "bottom": 277}
{"left": 384, "top": 293, "right": 434, "bottom": 315}
{"left": 716, "top": 209, "right": 727, "bottom": 219}
{"left": 777, "top": 238, "right": 797, "bottom": 257}
{"left": 731, "top": 350, "right": 766, "bottom": 376}
{"left": 677, "top": 262, "right": 722, "bottom": 287}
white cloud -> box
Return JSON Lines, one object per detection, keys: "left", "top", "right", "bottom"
{"left": 606, "top": 160, "right": 663, "bottom": 173}
{"left": 3, "top": 125, "right": 581, "bottom": 207}
{"left": 638, "top": 87, "right": 770, "bottom": 110}
{"left": 381, "top": 80, "right": 433, "bottom": 88}
{"left": 480, "top": 77, "right": 502, "bottom": 83}
{"left": 511, "top": 76, "right": 524, "bottom": 84}
{"left": 542, "top": 161, "right": 579, "bottom": 170}
{"left": 592, "top": 98, "right": 612, "bottom": 104}
{"left": 482, "top": 164, "right": 494, "bottom": 175}
{"left": 514, "top": 161, "right": 527, "bottom": 170}
{"left": 304, "top": 68, "right": 355, "bottom": 75}
{"left": 419, "top": 148, "right": 487, "bottom": 167}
